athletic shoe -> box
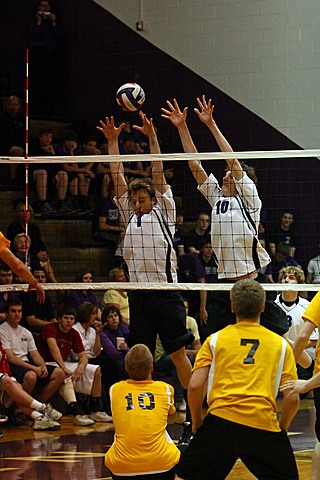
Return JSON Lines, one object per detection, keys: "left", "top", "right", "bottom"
{"left": 10, "top": 411, "right": 33, "bottom": 426}
{"left": 89, "top": 411, "right": 113, "bottom": 423}
{"left": 41, "top": 202, "right": 56, "bottom": 215}
{"left": 42, "top": 403, "right": 63, "bottom": 421}
{"left": 57, "top": 202, "right": 76, "bottom": 215}
{"left": 0, "top": 431, "right": 3, "bottom": 438}
{"left": 74, "top": 415, "right": 95, "bottom": 426}
{"left": 0, "top": 414, "right": 9, "bottom": 423}
{"left": 175, "top": 399, "right": 187, "bottom": 412}
{"left": 33, "top": 414, "right": 60, "bottom": 431}
{"left": 177, "top": 421, "right": 193, "bottom": 453}
{"left": 67, "top": 402, "right": 83, "bottom": 416}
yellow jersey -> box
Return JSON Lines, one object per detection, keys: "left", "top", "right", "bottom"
{"left": 105, "top": 379, "right": 180, "bottom": 475}
{"left": 303, "top": 291, "right": 320, "bottom": 374}
{"left": 194, "top": 321, "right": 297, "bottom": 432}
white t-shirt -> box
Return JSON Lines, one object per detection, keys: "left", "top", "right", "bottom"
{"left": 70, "top": 322, "right": 97, "bottom": 360}
{"left": 115, "top": 187, "right": 177, "bottom": 283}
{"left": 307, "top": 255, "right": 320, "bottom": 283}
{"left": 275, "top": 295, "right": 319, "bottom": 343}
{"left": 0, "top": 322, "right": 37, "bottom": 362}
{"left": 198, "top": 172, "right": 270, "bottom": 279}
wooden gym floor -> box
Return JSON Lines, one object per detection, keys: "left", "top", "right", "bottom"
{"left": 0, "top": 398, "right": 316, "bottom": 480}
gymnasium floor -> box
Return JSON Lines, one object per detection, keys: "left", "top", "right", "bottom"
{"left": 0, "top": 399, "right": 316, "bottom": 480}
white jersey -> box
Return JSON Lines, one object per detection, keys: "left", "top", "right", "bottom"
{"left": 198, "top": 172, "right": 270, "bottom": 279}
{"left": 115, "top": 187, "right": 177, "bottom": 283}
{"left": 0, "top": 322, "right": 37, "bottom": 362}
{"left": 70, "top": 322, "right": 97, "bottom": 360}
{"left": 307, "top": 255, "right": 320, "bottom": 283}
{"left": 275, "top": 295, "right": 319, "bottom": 342}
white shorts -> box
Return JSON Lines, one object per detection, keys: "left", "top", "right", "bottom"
{"left": 46, "top": 362, "right": 99, "bottom": 396}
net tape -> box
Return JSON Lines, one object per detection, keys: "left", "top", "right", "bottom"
{"left": 0, "top": 282, "right": 318, "bottom": 293}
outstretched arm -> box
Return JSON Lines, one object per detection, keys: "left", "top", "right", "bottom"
{"left": 161, "top": 98, "right": 208, "bottom": 186}
{"left": 133, "top": 111, "right": 167, "bottom": 193}
{"left": 195, "top": 95, "right": 243, "bottom": 180}
{"left": 0, "top": 247, "right": 44, "bottom": 302}
{"left": 96, "top": 117, "right": 127, "bottom": 198}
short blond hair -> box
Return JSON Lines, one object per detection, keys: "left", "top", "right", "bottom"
{"left": 230, "top": 279, "right": 266, "bottom": 319}
{"left": 125, "top": 344, "right": 153, "bottom": 380}
{"left": 278, "top": 266, "right": 305, "bottom": 284}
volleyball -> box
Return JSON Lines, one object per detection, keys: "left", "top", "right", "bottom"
{"left": 116, "top": 83, "right": 145, "bottom": 112}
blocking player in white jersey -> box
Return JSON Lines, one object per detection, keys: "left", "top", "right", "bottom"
{"left": 162, "top": 96, "right": 287, "bottom": 337}
{"left": 97, "top": 113, "right": 194, "bottom": 392}
{"left": 276, "top": 266, "right": 318, "bottom": 384}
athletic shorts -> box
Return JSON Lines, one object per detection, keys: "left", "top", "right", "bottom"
{"left": 206, "top": 272, "right": 288, "bottom": 336}
{"left": 9, "top": 364, "right": 57, "bottom": 387}
{"left": 128, "top": 291, "right": 194, "bottom": 355}
{"left": 46, "top": 361, "right": 99, "bottom": 396}
{"left": 176, "top": 414, "right": 298, "bottom": 480}
{"left": 314, "top": 386, "right": 320, "bottom": 441}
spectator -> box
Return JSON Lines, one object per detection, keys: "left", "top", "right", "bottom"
{"left": 20, "top": 267, "right": 57, "bottom": 335}
{"left": 100, "top": 305, "right": 129, "bottom": 386}
{"left": 0, "top": 338, "right": 61, "bottom": 432}
{"left": 28, "top": 0, "right": 63, "bottom": 116}
{"left": 102, "top": 267, "right": 129, "bottom": 325}
{"left": 37, "top": 305, "right": 111, "bottom": 425}
{"left": 268, "top": 210, "right": 296, "bottom": 257}
{"left": 0, "top": 264, "right": 19, "bottom": 323}
{"left": 154, "top": 297, "right": 201, "bottom": 412}
{"left": 92, "top": 180, "right": 122, "bottom": 246}
{"left": 184, "top": 211, "right": 210, "bottom": 254}
{"left": 265, "top": 242, "right": 300, "bottom": 283}
{"left": 198, "top": 241, "right": 218, "bottom": 283}
{"left": 306, "top": 240, "right": 320, "bottom": 285}
{"left": 0, "top": 298, "right": 64, "bottom": 425}
{"left": 173, "top": 211, "right": 187, "bottom": 256}
{"left": 0, "top": 95, "right": 25, "bottom": 157}
{"left": 65, "top": 270, "right": 100, "bottom": 312}
{"left": 7, "top": 202, "right": 57, "bottom": 282}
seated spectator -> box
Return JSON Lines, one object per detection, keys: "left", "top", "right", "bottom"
{"left": 0, "top": 264, "right": 19, "bottom": 323}
{"left": 173, "top": 211, "right": 187, "bottom": 256}
{"left": 268, "top": 210, "right": 296, "bottom": 257}
{"left": 198, "top": 241, "right": 218, "bottom": 282}
{"left": 95, "top": 137, "right": 110, "bottom": 198}
{"left": 265, "top": 242, "right": 300, "bottom": 283}
{"left": 120, "top": 132, "right": 151, "bottom": 183}
{"left": 7, "top": 202, "right": 57, "bottom": 282}
{"left": 306, "top": 240, "right": 320, "bottom": 284}
{"left": 12, "top": 233, "right": 41, "bottom": 281}
{"left": 154, "top": 297, "right": 201, "bottom": 411}
{"left": 92, "top": 180, "right": 122, "bottom": 246}
{"left": 65, "top": 270, "right": 100, "bottom": 312}
{"left": 102, "top": 267, "right": 129, "bottom": 325}
{"left": 105, "top": 344, "right": 179, "bottom": 480}
{"left": 184, "top": 211, "right": 210, "bottom": 254}
{"left": 55, "top": 130, "right": 95, "bottom": 213}
{"left": 20, "top": 267, "right": 57, "bottom": 335}
{"left": 0, "top": 299, "right": 65, "bottom": 425}
{"left": 100, "top": 306, "right": 129, "bottom": 388}
{"left": 0, "top": 338, "right": 61, "bottom": 432}
{"left": 276, "top": 266, "right": 318, "bottom": 389}
{"left": 37, "top": 305, "right": 112, "bottom": 425}
{"left": 0, "top": 95, "right": 25, "bottom": 157}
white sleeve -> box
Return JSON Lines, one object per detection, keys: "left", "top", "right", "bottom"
{"left": 198, "top": 173, "right": 221, "bottom": 207}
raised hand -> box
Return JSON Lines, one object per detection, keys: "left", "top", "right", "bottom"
{"left": 161, "top": 98, "right": 188, "bottom": 127}
{"left": 194, "top": 95, "right": 215, "bottom": 125}
{"left": 96, "top": 116, "right": 125, "bottom": 142}
{"left": 133, "top": 110, "right": 156, "bottom": 138}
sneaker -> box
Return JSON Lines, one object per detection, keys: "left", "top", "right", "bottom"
{"left": 41, "top": 202, "right": 56, "bottom": 215}
{"left": 42, "top": 403, "right": 62, "bottom": 421}
{"left": 0, "top": 431, "right": 3, "bottom": 438}
{"left": 67, "top": 402, "right": 83, "bottom": 416}
{"left": 74, "top": 415, "right": 95, "bottom": 426}
{"left": 0, "top": 414, "right": 8, "bottom": 423}
{"left": 33, "top": 414, "right": 60, "bottom": 431}
{"left": 89, "top": 411, "right": 113, "bottom": 423}
{"left": 177, "top": 422, "right": 193, "bottom": 453}
{"left": 57, "top": 202, "right": 76, "bottom": 215}
{"left": 176, "top": 399, "right": 187, "bottom": 412}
